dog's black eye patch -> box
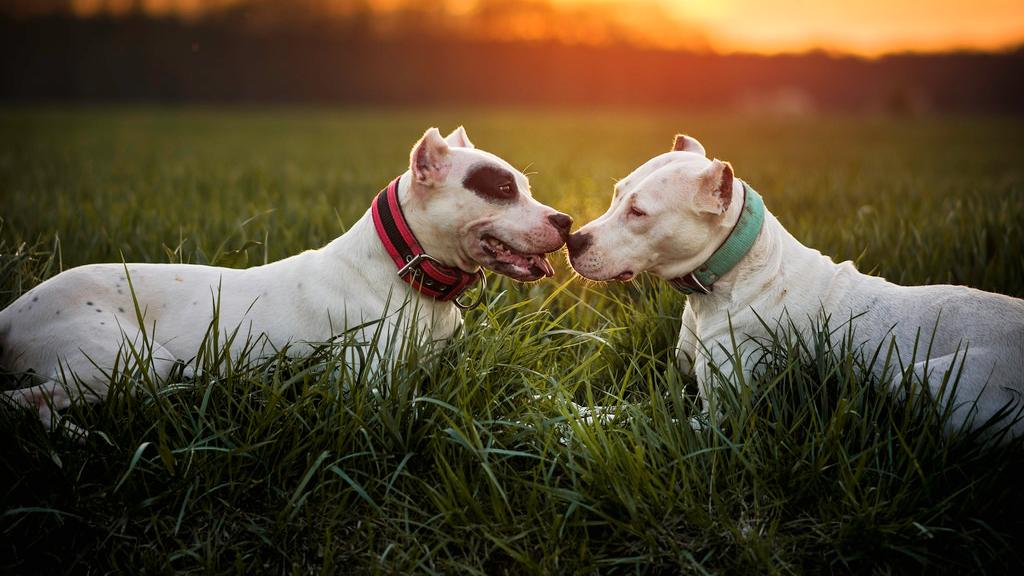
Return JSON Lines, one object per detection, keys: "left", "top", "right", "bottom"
{"left": 463, "top": 164, "right": 518, "bottom": 203}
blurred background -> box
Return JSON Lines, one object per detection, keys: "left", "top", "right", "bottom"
{"left": 2, "top": 0, "right": 1023, "bottom": 114}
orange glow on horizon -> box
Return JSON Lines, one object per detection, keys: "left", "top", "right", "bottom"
{"left": 66, "top": 0, "right": 1024, "bottom": 56}
{"left": 660, "top": 0, "right": 1024, "bottom": 55}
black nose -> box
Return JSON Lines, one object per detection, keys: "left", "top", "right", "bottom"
{"left": 566, "top": 232, "right": 592, "bottom": 256}
{"left": 548, "top": 213, "right": 573, "bottom": 239}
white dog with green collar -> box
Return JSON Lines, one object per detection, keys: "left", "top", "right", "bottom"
{"left": 568, "top": 134, "right": 1024, "bottom": 438}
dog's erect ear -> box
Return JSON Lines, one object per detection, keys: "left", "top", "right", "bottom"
{"left": 693, "top": 159, "right": 734, "bottom": 215}
{"left": 411, "top": 128, "right": 452, "bottom": 186}
{"left": 444, "top": 126, "right": 475, "bottom": 149}
{"left": 672, "top": 134, "right": 706, "bottom": 156}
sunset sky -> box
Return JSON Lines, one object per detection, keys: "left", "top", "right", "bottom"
{"left": 653, "top": 0, "right": 1024, "bottom": 55}
{"left": 66, "top": 0, "right": 1024, "bottom": 56}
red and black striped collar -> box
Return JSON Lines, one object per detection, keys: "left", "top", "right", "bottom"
{"left": 371, "top": 176, "right": 484, "bottom": 309}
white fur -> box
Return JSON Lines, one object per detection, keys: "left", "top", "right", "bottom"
{"left": 570, "top": 135, "right": 1024, "bottom": 438}
{"left": 1, "top": 127, "right": 569, "bottom": 434}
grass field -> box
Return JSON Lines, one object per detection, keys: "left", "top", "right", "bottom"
{"left": 1, "top": 107, "right": 1023, "bottom": 574}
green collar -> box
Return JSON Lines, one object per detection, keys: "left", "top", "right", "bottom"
{"left": 669, "top": 180, "right": 765, "bottom": 295}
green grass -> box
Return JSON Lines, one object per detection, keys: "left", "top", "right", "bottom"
{"left": 1, "top": 107, "right": 1024, "bottom": 574}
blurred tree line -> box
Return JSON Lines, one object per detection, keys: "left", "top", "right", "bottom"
{"left": 1, "top": 0, "right": 1022, "bottom": 113}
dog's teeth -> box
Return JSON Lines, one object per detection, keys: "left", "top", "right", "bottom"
{"left": 482, "top": 237, "right": 557, "bottom": 280}
{"left": 540, "top": 257, "right": 555, "bottom": 277}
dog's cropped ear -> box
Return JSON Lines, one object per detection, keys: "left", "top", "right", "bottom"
{"left": 693, "top": 159, "right": 734, "bottom": 215}
{"left": 444, "top": 126, "right": 475, "bottom": 149}
{"left": 672, "top": 134, "right": 706, "bottom": 156}
{"left": 411, "top": 128, "right": 452, "bottom": 186}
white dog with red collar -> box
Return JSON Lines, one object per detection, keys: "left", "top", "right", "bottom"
{"left": 569, "top": 134, "right": 1024, "bottom": 438}
{"left": 1, "top": 127, "right": 571, "bottom": 433}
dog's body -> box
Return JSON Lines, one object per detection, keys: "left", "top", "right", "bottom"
{"left": 1, "top": 127, "right": 571, "bottom": 431}
{"left": 569, "top": 134, "right": 1024, "bottom": 436}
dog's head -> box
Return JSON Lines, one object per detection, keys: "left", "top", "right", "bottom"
{"left": 567, "top": 134, "right": 738, "bottom": 282}
{"left": 403, "top": 127, "right": 571, "bottom": 282}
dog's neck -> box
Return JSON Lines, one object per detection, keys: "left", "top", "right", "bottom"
{"left": 317, "top": 205, "right": 463, "bottom": 344}
{"left": 370, "top": 175, "right": 481, "bottom": 303}
{"left": 662, "top": 180, "right": 764, "bottom": 294}
{"left": 320, "top": 174, "right": 478, "bottom": 307}
{"left": 684, "top": 208, "right": 838, "bottom": 316}
{"left": 323, "top": 205, "right": 413, "bottom": 290}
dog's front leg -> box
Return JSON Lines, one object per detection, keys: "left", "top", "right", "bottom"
{"left": 686, "top": 358, "right": 723, "bottom": 431}
{"left": 675, "top": 303, "right": 698, "bottom": 377}
{"left": 688, "top": 343, "right": 745, "bottom": 432}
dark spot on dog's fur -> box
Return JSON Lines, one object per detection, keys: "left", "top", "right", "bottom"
{"left": 118, "top": 307, "right": 125, "bottom": 313}
{"left": 95, "top": 309, "right": 102, "bottom": 313}
{"left": 100, "top": 322, "right": 105, "bottom": 326}
{"left": 32, "top": 296, "right": 38, "bottom": 302}
{"left": 86, "top": 301, "right": 93, "bottom": 306}
{"left": 55, "top": 310, "right": 60, "bottom": 315}
{"left": 567, "top": 232, "right": 593, "bottom": 255}
{"left": 117, "top": 289, "right": 123, "bottom": 295}
{"left": 463, "top": 164, "right": 518, "bottom": 203}
{"left": 192, "top": 301, "right": 197, "bottom": 306}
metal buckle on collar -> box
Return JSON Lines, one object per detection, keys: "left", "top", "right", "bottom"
{"left": 397, "top": 253, "right": 487, "bottom": 310}
{"left": 396, "top": 253, "right": 441, "bottom": 279}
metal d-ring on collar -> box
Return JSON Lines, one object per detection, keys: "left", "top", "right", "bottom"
{"left": 453, "top": 269, "right": 487, "bottom": 310}
{"left": 396, "top": 253, "right": 487, "bottom": 310}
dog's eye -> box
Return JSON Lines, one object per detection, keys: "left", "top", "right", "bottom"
{"left": 464, "top": 165, "right": 518, "bottom": 203}
{"left": 629, "top": 206, "right": 646, "bottom": 218}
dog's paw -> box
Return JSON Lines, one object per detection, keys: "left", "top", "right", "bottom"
{"left": 57, "top": 418, "right": 90, "bottom": 445}
{"left": 568, "top": 401, "right": 618, "bottom": 425}
{"left": 688, "top": 414, "right": 709, "bottom": 432}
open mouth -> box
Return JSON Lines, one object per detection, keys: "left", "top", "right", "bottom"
{"left": 480, "top": 235, "right": 555, "bottom": 282}
{"left": 614, "top": 271, "right": 635, "bottom": 282}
